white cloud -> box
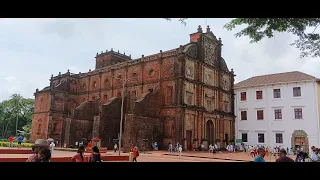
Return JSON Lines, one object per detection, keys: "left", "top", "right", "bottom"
{"left": 4, "top": 76, "right": 17, "bottom": 82}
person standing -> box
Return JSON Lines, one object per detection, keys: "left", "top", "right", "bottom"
{"left": 72, "top": 145, "right": 86, "bottom": 162}
{"left": 8, "top": 136, "right": 13, "bottom": 148}
{"left": 265, "top": 147, "right": 269, "bottom": 157}
{"left": 168, "top": 142, "right": 173, "bottom": 153}
{"left": 212, "top": 145, "right": 217, "bottom": 158}
{"left": 275, "top": 149, "right": 294, "bottom": 162}
{"left": 114, "top": 143, "right": 118, "bottom": 153}
{"left": 91, "top": 146, "right": 102, "bottom": 162}
{"left": 254, "top": 147, "right": 266, "bottom": 162}
{"left": 178, "top": 144, "right": 182, "bottom": 158}
{"left": 131, "top": 145, "right": 138, "bottom": 162}
{"left": 17, "top": 135, "right": 23, "bottom": 149}
{"left": 49, "top": 141, "right": 55, "bottom": 154}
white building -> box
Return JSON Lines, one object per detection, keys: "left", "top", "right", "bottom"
{"left": 234, "top": 71, "right": 320, "bottom": 153}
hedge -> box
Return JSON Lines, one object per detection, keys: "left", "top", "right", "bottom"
{"left": 0, "top": 141, "right": 33, "bottom": 147}
{"left": 0, "top": 139, "right": 30, "bottom": 143}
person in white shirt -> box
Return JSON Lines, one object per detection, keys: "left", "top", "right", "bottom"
{"left": 178, "top": 145, "right": 182, "bottom": 158}
{"left": 49, "top": 141, "right": 55, "bottom": 154}
{"left": 209, "top": 144, "right": 213, "bottom": 153}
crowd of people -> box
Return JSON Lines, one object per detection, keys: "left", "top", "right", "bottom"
{"left": 24, "top": 139, "right": 141, "bottom": 162}
{"left": 251, "top": 145, "right": 320, "bottom": 162}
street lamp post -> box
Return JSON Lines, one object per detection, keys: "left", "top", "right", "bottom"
{"left": 118, "top": 78, "right": 125, "bottom": 156}
{"left": 116, "top": 74, "right": 131, "bottom": 156}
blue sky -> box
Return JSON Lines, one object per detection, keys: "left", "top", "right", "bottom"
{"left": 0, "top": 18, "right": 319, "bottom": 101}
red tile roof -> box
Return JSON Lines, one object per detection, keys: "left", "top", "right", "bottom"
{"left": 235, "top": 71, "right": 318, "bottom": 88}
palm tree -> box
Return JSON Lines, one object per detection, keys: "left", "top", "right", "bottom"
{"left": 17, "top": 124, "right": 31, "bottom": 140}
{"left": 8, "top": 94, "right": 24, "bottom": 136}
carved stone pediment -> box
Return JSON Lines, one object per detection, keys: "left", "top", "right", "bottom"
{"left": 183, "top": 44, "right": 198, "bottom": 59}
{"left": 204, "top": 32, "right": 218, "bottom": 42}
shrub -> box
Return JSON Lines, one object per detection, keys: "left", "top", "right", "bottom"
{"left": 0, "top": 141, "right": 33, "bottom": 148}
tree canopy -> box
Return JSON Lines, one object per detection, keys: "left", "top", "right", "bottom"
{"left": 0, "top": 94, "right": 34, "bottom": 139}
{"left": 224, "top": 18, "right": 320, "bottom": 58}
{"left": 165, "top": 18, "right": 320, "bottom": 58}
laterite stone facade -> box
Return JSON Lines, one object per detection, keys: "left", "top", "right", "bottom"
{"left": 31, "top": 26, "right": 236, "bottom": 150}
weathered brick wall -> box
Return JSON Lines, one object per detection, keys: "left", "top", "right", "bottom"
{"left": 134, "top": 90, "right": 161, "bottom": 118}
{"left": 68, "top": 119, "right": 93, "bottom": 147}
{"left": 122, "top": 114, "right": 163, "bottom": 151}
{"left": 31, "top": 91, "right": 51, "bottom": 142}
{"left": 33, "top": 91, "right": 50, "bottom": 113}
{"left": 160, "top": 108, "right": 184, "bottom": 149}
{"left": 30, "top": 113, "right": 50, "bottom": 142}
{"left": 99, "top": 97, "right": 125, "bottom": 149}
{"left": 73, "top": 101, "right": 99, "bottom": 120}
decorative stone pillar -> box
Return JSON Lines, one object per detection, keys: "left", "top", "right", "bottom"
{"left": 92, "top": 116, "right": 100, "bottom": 138}
{"left": 63, "top": 118, "right": 72, "bottom": 147}
{"left": 47, "top": 116, "right": 53, "bottom": 137}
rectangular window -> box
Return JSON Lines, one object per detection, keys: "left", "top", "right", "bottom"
{"left": 258, "top": 133, "right": 265, "bottom": 143}
{"left": 92, "top": 96, "right": 96, "bottom": 100}
{"left": 240, "top": 92, "right": 246, "bottom": 101}
{"left": 257, "top": 110, "right": 264, "bottom": 120}
{"left": 241, "top": 133, "right": 248, "bottom": 143}
{"left": 293, "top": 87, "right": 301, "bottom": 97}
{"left": 103, "top": 95, "right": 108, "bottom": 100}
{"left": 241, "top": 111, "right": 247, "bottom": 120}
{"left": 276, "top": 133, "right": 283, "bottom": 144}
{"left": 273, "top": 89, "right": 281, "bottom": 98}
{"left": 274, "top": 109, "right": 282, "bottom": 119}
{"left": 256, "top": 91, "right": 263, "bottom": 100}
{"left": 294, "top": 108, "right": 303, "bottom": 119}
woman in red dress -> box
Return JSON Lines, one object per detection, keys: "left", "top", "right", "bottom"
{"left": 131, "top": 145, "right": 139, "bottom": 162}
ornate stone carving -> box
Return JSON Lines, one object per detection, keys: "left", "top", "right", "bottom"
{"left": 203, "top": 37, "right": 218, "bottom": 66}
{"left": 222, "top": 75, "right": 230, "bottom": 91}
{"left": 186, "top": 65, "right": 194, "bottom": 77}
{"left": 184, "top": 44, "right": 198, "bottom": 59}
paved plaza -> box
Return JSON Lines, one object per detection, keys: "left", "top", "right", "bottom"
{"left": 0, "top": 148, "right": 296, "bottom": 162}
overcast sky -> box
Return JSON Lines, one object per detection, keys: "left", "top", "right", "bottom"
{"left": 0, "top": 18, "right": 319, "bottom": 101}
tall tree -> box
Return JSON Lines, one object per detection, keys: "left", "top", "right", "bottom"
{"left": 0, "top": 94, "right": 35, "bottom": 138}
{"left": 9, "top": 94, "right": 24, "bottom": 136}
{"left": 224, "top": 18, "right": 320, "bottom": 58}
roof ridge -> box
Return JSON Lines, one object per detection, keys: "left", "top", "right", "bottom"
{"left": 235, "top": 71, "right": 318, "bottom": 88}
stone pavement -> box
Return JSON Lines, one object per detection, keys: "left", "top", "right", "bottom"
{"left": 0, "top": 148, "right": 296, "bottom": 162}
{"left": 144, "top": 150, "right": 297, "bottom": 162}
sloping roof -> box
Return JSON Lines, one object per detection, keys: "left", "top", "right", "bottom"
{"left": 235, "top": 71, "right": 318, "bottom": 89}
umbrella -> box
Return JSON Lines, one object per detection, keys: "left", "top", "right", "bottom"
{"left": 47, "top": 138, "right": 54, "bottom": 142}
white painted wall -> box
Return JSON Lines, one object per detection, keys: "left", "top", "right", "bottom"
{"left": 234, "top": 81, "right": 320, "bottom": 153}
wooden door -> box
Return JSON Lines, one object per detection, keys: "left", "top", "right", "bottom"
{"left": 186, "top": 130, "right": 192, "bottom": 150}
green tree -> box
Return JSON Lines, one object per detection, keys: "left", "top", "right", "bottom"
{"left": 224, "top": 18, "right": 320, "bottom": 58}
{"left": 0, "top": 94, "right": 34, "bottom": 139}
{"left": 164, "top": 18, "right": 320, "bottom": 58}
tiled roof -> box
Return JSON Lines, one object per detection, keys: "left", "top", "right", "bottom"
{"left": 235, "top": 71, "right": 318, "bottom": 88}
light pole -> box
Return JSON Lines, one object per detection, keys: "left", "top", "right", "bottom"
{"left": 115, "top": 74, "right": 131, "bottom": 156}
